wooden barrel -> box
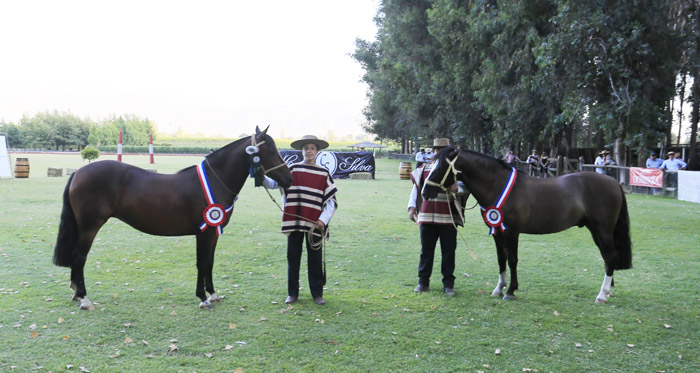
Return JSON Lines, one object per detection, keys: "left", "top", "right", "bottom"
{"left": 14, "top": 158, "right": 29, "bottom": 178}
{"left": 399, "top": 162, "right": 412, "bottom": 180}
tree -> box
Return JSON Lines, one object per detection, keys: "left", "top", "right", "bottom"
{"left": 80, "top": 146, "right": 100, "bottom": 163}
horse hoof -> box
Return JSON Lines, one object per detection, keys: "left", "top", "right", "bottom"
{"left": 595, "top": 297, "right": 608, "bottom": 304}
{"left": 79, "top": 298, "right": 95, "bottom": 310}
{"left": 502, "top": 294, "right": 516, "bottom": 301}
{"left": 491, "top": 290, "right": 503, "bottom": 297}
{"left": 208, "top": 293, "right": 221, "bottom": 303}
{"left": 199, "top": 301, "right": 213, "bottom": 309}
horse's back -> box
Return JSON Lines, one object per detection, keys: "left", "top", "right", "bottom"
{"left": 69, "top": 161, "right": 200, "bottom": 235}
{"left": 512, "top": 172, "right": 622, "bottom": 234}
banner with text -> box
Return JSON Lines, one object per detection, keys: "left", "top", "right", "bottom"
{"left": 280, "top": 151, "right": 375, "bottom": 179}
{"left": 629, "top": 167, "right": 663, "bottom": 188}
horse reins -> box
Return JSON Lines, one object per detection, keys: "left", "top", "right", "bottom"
{"left": 203, "top": 133, "right": 287, "bottom": 198}
{"left": 423, "top": 150, "right": 477, "bottom": 261}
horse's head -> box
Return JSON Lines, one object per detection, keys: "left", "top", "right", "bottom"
{"left": 422, "top": 146, "right": 461, "bottom": 200}
{"left": 251, "top": 126, "right": 293, "bottom": 188}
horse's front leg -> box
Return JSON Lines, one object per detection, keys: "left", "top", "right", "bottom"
{"left": 491, "top": 234, "right": 508, "bottom": 297}
{"left": 195, "top": 233, "right": 218, "bottom": 309}
{"left": 503, "top": 232, "right": 520, "bottom": 301}
{"left": 595, "top": 266, "right": 614, "bottom": 304}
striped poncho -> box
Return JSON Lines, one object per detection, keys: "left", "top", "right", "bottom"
{"left": 282, "top": 163, "right": 338, "bottom": 233}
{"left": 411, "top": 162, "right": 463, "bottom": 226}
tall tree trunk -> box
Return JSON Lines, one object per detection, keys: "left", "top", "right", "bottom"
{"left": 691, "top": 68, "right": 699, "bottom": 154}
{"left": 677, "top": 74, "right": 687, "bottom": 146}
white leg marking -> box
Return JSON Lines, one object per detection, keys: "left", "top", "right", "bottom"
{"left": 79, "top": 297, "right": 95, "bottom": 310}
{"left": 491, "top": 271, "right": 507, "bottom": 297}
{"left": 199, "top": 299, "right": 212, "bottom": 309}
{"left": 208, "top": 293, "right": 221, "bottom": 303}
{"left": 595, "top": 275, "right": 613, "bottom": 304}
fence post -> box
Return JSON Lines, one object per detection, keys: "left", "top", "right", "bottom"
{"left": 578, "top": 156, "right": 584, "bottom": 172}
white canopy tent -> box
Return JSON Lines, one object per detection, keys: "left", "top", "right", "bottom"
{"left": 0, "top": 134, "right": 13, "bottom": 178}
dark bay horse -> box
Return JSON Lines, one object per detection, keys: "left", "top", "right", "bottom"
{"left": 53, "top": 126, "right": 292, "bottom": 310}
{"left": 423, "top": 147, "right": 632, "bottom": 303}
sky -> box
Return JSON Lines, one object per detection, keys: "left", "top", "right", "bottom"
{"left": 0, "top": 0, "right": 379, "bottom": 140}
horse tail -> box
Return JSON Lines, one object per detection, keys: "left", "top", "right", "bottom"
{"left": 611, "top": 186, "right": 632, "bottom": 270}
{"left": 53, "top": 173, "right": 78, "bottom": 268}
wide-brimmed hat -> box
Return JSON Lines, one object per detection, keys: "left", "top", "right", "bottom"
{"left": 599, "top": 150, "right": 609, "bottom": 155}
{"left": 667, "top": 151, "right": 674, "bottom": 155}
{"left": 290, "top": 135, "right": 329, "bottom": 150}
{"left": 432, "top": 138, "right": 450, "bottom": 149}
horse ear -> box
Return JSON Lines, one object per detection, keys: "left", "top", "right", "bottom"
{"left": 261, "top": 125, "right": 269, "bottom": 135}
{"left": 255, "top": 125, "right": 261, "bottom": 134}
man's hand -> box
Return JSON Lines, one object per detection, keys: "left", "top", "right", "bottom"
{"left": 316, "top": 220, "right": 326, "bottom": 230}
{"left": 408, "top": 207, "right": 417, "bottom": 222}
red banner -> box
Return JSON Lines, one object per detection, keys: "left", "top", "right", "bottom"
{"left": 629, "top": 167, "right": 662, "bottom": 188}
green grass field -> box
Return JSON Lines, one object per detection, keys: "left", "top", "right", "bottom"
{"left": 1, "top": 152, "right": 699, "bottom": 372}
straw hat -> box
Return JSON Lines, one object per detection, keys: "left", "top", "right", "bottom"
{"left": 432, "top": 138, "right": 450, "bottom": 149}
{"left": 290, "top": 135, "right": 329, "bottom": 150}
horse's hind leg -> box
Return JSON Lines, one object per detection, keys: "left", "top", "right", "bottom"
{"left": 596, "top": 269, "right": 614, "bottom": 304}
{"left": 71, "top": 230, "right": 99, "bottom": 310}
{"left": 590, "top": 228, "right": 615, "bottom": 303}
{"left": 491, "top": 234, "right": 508, "bottom": 297}
{"left": 196, "top": 234, "right": 219, "bottom": 309}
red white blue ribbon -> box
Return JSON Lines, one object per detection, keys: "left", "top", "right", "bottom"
{"left": 481, "top": 167, "right": 517, "bottom": 235}
{"left": 197, "top": 161, "right": 234, "bottom": 236}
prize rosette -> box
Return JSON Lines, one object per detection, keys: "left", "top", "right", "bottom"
{"left": 483, "top": 205, "right": 503, "bottom": 230}
{"left": 203, "top": 203, "right": 226, "bottom": 227}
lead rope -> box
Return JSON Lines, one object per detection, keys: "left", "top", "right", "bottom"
{"left": 445, "top": 190, "right": 478, "bottom": 261}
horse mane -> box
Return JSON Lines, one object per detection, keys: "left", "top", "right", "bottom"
{"left": 175, "top": 136, "right": 252, "bottom": 174}
{"left": 436, "top": 146, "right": 525, "bottom": 174}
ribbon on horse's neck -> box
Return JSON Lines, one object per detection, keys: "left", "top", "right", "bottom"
{"left": 424, "top": 150, "right": 462, "bottom": 192}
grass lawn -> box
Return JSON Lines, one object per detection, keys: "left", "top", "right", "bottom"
{"left": 1, "top": 152, "right": 699, "bottom": 372}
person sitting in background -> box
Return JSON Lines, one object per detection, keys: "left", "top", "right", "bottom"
{"left": 504, "top": 150, "right": 520, "bottom": 165}
{"left": 424, "top": 148, "right": 433, "bottom": 163}
{"left": 605, "top": 153, "right": 617, "bottom": 178}
{"left": 415, "top": 149, "right": 426, "bottom": 168}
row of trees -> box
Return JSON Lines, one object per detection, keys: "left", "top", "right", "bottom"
{"left": 0, "top": 111, "right": 155, "bottom": 150}
{"left": 354, "top": 0, "right": 699, "bottom": 165}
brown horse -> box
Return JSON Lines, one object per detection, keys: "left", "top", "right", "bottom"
{"left": 53, "top": 126, "right": 292, "bottom": 310}
{"left": 422, "top": 147, "right": 632, "bottom": 303}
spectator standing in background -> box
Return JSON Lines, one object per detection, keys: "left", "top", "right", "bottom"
{"left": 540, "top": 154, "right": 550, "bottom": 178}
{"left": 660, "top": 151, "right": 687, "bottom": 188}
{"left": 645, "top": 152, "right": 663, "bottom": 195}
{"left": 527, "top": 150, "right": 539, "bottom": 177}
{"left": 594, "top": 150, "right": 609, "bottom": 174}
